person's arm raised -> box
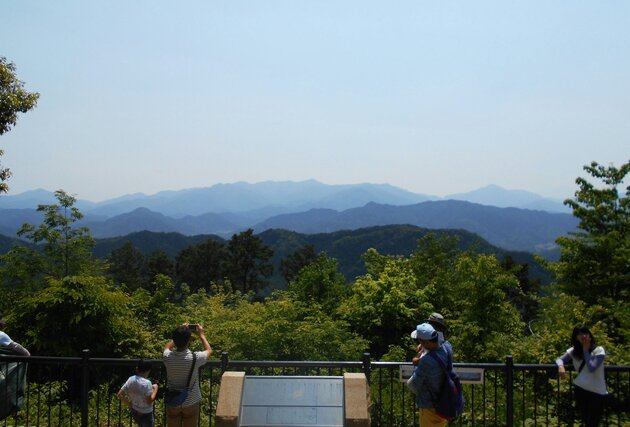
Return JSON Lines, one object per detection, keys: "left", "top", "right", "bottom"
{"left": 196, "top": 324, "right": 212, "bottom": 357}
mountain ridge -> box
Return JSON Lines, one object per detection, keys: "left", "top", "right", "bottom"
{"left": 0, "top": 200, "right": 576, "bottom": 254}
{"left": 0, "top": 181, "right": 567, "bottom": 216}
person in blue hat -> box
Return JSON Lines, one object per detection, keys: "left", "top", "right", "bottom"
{"left": 407, "top": 323, "right": 449, "bottom": 427}
{"left": 411, "top": 313, "right": 452, "bottom": 365}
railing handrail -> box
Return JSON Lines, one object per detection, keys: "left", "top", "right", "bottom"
{"left": 2, "top": 354, "right": 628, "bottom": 370}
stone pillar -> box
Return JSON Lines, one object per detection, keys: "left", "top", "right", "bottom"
{"left": 215, "top": 371, "right": 246, "bottom": 427}
{"left": 343, "top": 373, "right": 370, "bottom": 427}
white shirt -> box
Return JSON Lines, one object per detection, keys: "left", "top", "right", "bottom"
{"left": 120, "top": 375, "right": 154, "bottom": 414}
{"left": 559, "top": 346, "right": 608, "bottom": 395}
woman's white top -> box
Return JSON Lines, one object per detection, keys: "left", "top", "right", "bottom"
{"left": 556, "top": 346, "right": 607, "bottom": 395}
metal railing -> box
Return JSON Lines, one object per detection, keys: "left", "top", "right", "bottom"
{"left": 1, "top": 352, "right": 628, "bottom": 426}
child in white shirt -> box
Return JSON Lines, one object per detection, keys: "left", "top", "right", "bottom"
{"left": 117, "top": 360, "right": 158, "bottom": 427}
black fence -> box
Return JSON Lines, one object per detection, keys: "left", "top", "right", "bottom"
{"left": 1, "top": 352, "right": 628, "bottom": 426}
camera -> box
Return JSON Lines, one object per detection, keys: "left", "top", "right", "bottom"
{"left": 188, "top": 324, "right": 198, "bottom": 332}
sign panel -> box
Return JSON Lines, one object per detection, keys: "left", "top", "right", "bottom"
{"left": 240, "top": 376, "right": 343, "bottom": 427}
{"left": 455, "top": 367, "right": 484, "bottom": 384}
{"left": 399, "top": 365, "right": 484, "bottom": 384}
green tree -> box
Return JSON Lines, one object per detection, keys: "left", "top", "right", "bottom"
{"left": 225, "top": 229, "right": 273, "bottom": 293}
{"left": 184, "top": 289, "right": 367, "bottom": 360}
{"left": 175, "top": 238, "right": 226, "bottom": 292}
{"left": 407, "top": 234, "right": 461, "bottom": 315}
{"left": 0, "top": 56, "right": 39, "bottom": 194}
{"left": 512, "top": 290, "right": 623, "bottom": 364}
{"left": 106, "top": 242, "right": 147, "bottom": 290}
{"left": 552, "top": 160, "right": 629, "bottom": 342}
{"left": 10, "top": 275, "right": 144, "bottom": 357}
{"left": 130, "top": 274, "right": 183, "bottom": 354}
{"left": 0, "top": 190, "right": 100, "bottom": 289}
{"left": 448, "top": 253, "right": 525, "bottom": 362}
{"left": 280, "top": 244, "right": 317, "bottom": 284}
{"left": 145, "top": 250, "right": 174, "bottom": 283}
{"left": 338, "top": 250, "right": 433, "bottom": 356}
{"left": 501, "top": 256, "right": 540, "bottom": 323}
{"left": 288, "top": 252, "right": 347, "bottom": 313}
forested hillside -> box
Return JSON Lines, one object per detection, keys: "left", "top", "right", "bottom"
{"left": 86, "top": 225, "right": 551, "bottom": 293}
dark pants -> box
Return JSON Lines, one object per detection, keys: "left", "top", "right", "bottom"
{"left": 574, "top": 385, "right": 605, "bottom": 427}
{"left": 131, "top": 408, "right": 154, "bottom": 427}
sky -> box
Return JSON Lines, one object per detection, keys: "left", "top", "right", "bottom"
{"left": 1, "top": 1, "right": 629, "bottom": 202}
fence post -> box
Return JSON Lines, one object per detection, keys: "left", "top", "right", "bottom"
{"left": 506, "top": 354, "right": 514, "bottom": 427}
{"left": 221, "top": 352, "right": 229, "bottom": 373}
{"left": 362, "top": 352, "right": 371, "bottom": 384}
{"left": 81, "top": 349, "right": 90, "bottom": 427}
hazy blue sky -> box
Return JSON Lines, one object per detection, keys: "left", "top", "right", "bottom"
{"left": 2, "top": 1, "right": 628, "bottom": 202}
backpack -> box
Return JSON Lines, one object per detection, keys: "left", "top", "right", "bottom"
{"left": 428, "top": 347, "right": 464, "bottom": 420}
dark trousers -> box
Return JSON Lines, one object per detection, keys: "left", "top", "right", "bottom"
{"left": 574, "top": 385, "right": 605, "bottom": 427}
{"left": 131, "top": 408, "right": 154, "bottom": 427}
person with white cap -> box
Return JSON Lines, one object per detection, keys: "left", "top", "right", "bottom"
{"left": 0, "top": 315, "right": 30, "bottom": 356}
{"left": 407, "top": 322, "right": 450, "bottom": 427}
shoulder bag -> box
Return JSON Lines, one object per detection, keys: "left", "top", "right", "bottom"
{"left": 164, "top": 352, "right": 197, "bottom": 407}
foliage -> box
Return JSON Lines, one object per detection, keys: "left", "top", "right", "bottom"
{"left": 224, "top": 229, "right": 274, "bottom": 293}
{"left": 175, "top": 238, "right": 226, "bottom": 292}
{"left": 106, "top": 241, "right": 147, "bottom": 290}
{"left": 0, "top": 190, "right": 101, "bottom": 291}
{"left": 145, "top": 250, "right": 174, "bottom": 287}
{"left": 182, "top": 289, "right": 368, "bottom": 360}
{"left": 501, "top": 256, "right": 541, "bottom": 323}
{"left": 280, "top": 244, "right": 317, "bottom": 284}
{"left": 106, "top": 241, "right": 175, "bottom": 292}
{"left": 9, "top": 275, "right": 145, "bottom": 357}
{"left": 552, "top": 160, "right": 629, "bottom": 343}
{"left": 287, "top": 252, "right": 347, "bottom": 313}
{"left": 129, "top": 274, "right": 185, "bottom": 354}
{"left": 0, "top": 56, "right": 39, "bottom": 194}
{"left": 338, "top": 250, "right": 433, "bottom": 356}
{"left": 447, "top": 253, "right": 526, "bottom": 362}
{"left": 512, "top": 290, "right": 626, "bottom": 364}
{"left": 407, "top": 233, "right": 461, "bottom": 315}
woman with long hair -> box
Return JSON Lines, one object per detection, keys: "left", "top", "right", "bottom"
{"left": 556, "top": 326, "right": 608, "bottom": 426}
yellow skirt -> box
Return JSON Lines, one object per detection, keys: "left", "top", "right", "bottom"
{"left": 419, "top": 408, "right": 448, "bottom": 426}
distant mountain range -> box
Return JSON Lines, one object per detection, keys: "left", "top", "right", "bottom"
{"left": 0, "top": 181, "right": 574, "bottom": 255}
{"left": 252, "top": 200, "right": 576, "bottom": 253}
{"left": 0, "top": 181, "right": 568, "bottom": 216}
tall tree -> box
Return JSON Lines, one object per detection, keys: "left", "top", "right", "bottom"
{"left": 0, "top": 57, "right": 39, "bottom": 194}
{"left": 280, "top": 244, "right": 318, "bottom": 284}
{"left": 449, "top": 253, "right": 525, "bottom": 362}
{"left": 288, "top": 252, "right": 347, "bottom": 313}
{"left": 225, "top": 229, "right": 273, "bottom": 293}
{"left": 338, "top": 250, "right": 432, "bottom": 356}
{"left": 175, "top": 238, "right": 226, "bottom": 292}
{"left": 0, "top": 190, "right": 100, "bottom": 288}
{"left": 552, "top": 160, "right": 629, "bottom": 342}
{"left": 107, "top": 242, "right": 147, "bottom": 291}
{"left": 145, "top": 250, "right": 174, "bottom": 287}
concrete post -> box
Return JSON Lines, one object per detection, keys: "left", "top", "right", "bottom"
{"left": 215, "top": 371, "right": 246, "bottom": 427}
